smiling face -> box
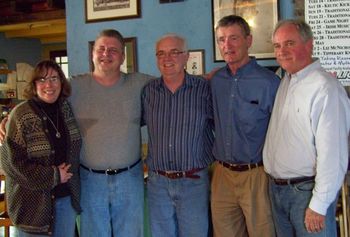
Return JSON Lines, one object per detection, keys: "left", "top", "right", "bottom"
{"left": 216, "top": 24, "right": 252, "bottom": 72}
{"left": 156, "top": 36, "right": 189, "bottom": 79}
{"left": 273, "top": 23, "right": 313, "bottom": 74}
{"left": 92, "top": 36, "right": 125, "bottom": 74}
{"left": 35, "top": 67, "right": 62, "bottom": 104}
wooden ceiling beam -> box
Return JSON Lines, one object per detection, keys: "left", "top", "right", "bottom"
{"left": 0, "top": 1, "right": 66, "bottom": 43}
{"left": 40, "top": 35, "right": 66, "bottom": 44}
{"left": 4, "top": 24, "right": 65, "bottom": 38}
{"left": 0, "top": 18, "right": 65, "bottom": 31}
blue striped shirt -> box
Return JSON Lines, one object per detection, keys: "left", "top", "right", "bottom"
{"left": 142, "top": 73, "right": 214, "bottom": 171}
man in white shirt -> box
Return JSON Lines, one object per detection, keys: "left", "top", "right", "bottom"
{"left": 263, "top": 19, "right": 350, "bottom": 236}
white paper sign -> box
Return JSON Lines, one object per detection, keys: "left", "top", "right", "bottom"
{"left": 305, "top": 0, "right": 350, "bottom": 85}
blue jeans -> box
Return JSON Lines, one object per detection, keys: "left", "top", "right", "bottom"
{"left": 147, "top": 168, "right": 210, "bottom": 237}
{"left": 18, "top": 196, "right": 77, "bottom": 237}
{"left": 79, "top": 161, "right": 144, "bottom": 237}
{"left": 269, "top": 179, "right": 337, "bottom": 237}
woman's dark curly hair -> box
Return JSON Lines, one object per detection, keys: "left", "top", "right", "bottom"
{"left": 23, "top": 60, "right": 71, "bottom": 100}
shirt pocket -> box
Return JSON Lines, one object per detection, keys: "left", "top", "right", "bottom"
{"left": 237, "top": 97, "right": 267, "bottom": 134}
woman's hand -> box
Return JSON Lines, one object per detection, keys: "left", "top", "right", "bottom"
{"left": 58, "top": 163, "right": 73, "bottom": 183}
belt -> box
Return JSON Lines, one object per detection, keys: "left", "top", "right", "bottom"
{"left": 80, "top": 159, "right": 141, "bottom": 175}
{"left": 154, "top": 167, "right": 205, "bottom": 179}
{"left": 218, "top": 160, "right": 263, "bottom": 172}
{"left": 271, "top": 176, "right": 315, "bottom": 185}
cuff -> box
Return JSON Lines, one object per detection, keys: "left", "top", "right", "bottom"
{"left": 308, "top": 196, "right": 329, "bottom": 216}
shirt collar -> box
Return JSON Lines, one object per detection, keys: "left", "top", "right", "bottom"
{"left": 225, "top": 57, "right": 258, "bottom": 77}
{"left": 290, "top": 59, "right": 321, "bottom": 82}
{"left": 158, "top": 71, "right": 195, "bottom": 90}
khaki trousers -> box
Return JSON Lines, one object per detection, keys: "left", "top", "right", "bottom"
{"left": 211, "top": 162, "right": 275, "bottom": 237}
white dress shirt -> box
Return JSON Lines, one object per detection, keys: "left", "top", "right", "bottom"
{"left": 263, "top": 60, "right": 350, "bottom": 215}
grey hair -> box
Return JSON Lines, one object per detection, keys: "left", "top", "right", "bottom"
{"left": 155, "top": 33, "right": 188, "bottom": 51}
{"left": 215, "top": 15, "right": 251, "bottom": 36}
{"left": 273, "top": 19, "right": 313, "bottom": 42}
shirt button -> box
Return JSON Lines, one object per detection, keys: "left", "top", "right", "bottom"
{"left": 45, "top": 129, "right": 49, "bottom": 133}
{"left": 43, "top": 117, "right": 47, "bottom": 120}
{"left": 51, "top": 150, "right": 55, "bottom": 154}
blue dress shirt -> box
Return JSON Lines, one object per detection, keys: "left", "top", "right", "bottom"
{"left": 211, "top": 58, "right": 280, "bottom": 164}
{"left": 142, "top": 73, "right": 214, "bottom": 171}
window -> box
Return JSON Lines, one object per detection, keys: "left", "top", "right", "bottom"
{"left": 50, "top": 50, "right": 68, "bottom": 77}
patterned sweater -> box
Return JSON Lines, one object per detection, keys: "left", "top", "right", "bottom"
{"left": 0, "top": 98, "right": 82, "bottom": 235}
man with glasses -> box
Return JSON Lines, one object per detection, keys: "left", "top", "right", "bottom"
{"left": 210, "top": 15, "right": 280, "bottom": 237}
{"left": 142, "top": 33, "right": 214, "bottom": 237}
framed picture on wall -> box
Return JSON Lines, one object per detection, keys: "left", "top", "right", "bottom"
{"left": 85, "top": 0, "right": 141, "bottom": 23}
{"left": 186, "top": 49, "right": 205, "bottom": 75}
{"left": 293, "top": 0, "right": 305, "bottom": 20}
{"left": 89, "top": 37, "right": 138, "bottom": 73}
{"left": 211, "top": 0, "right": 279, "bottom": 61}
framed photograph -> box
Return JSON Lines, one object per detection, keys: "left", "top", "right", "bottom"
{"left": 212, "top": 0, "right": 279, "bottom": 61}
{"left": 89, "top": 37, "right": 138, "bottom": 73}
{"left": 85, "top": 0, "right": 141, "bottom": 23}
{"left": 186, "top": 49, "right": 205, "bottom": 75}
{"left": 293, "top": 0, "right": 305, "bottom": 20}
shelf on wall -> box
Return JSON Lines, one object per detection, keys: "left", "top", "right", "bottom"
{"left": 0, "top": 69, "right": 12, "bottom": 74}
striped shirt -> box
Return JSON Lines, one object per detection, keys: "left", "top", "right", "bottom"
{"left": 142, "top": 73, "right": 214, "bottom": 171}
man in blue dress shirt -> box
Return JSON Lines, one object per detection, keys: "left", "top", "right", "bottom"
{"left": 210, "top": 15, "right": 280, "bottom": 237}
{"left": 142, "top": 34, "right": 214, "bottom": 237}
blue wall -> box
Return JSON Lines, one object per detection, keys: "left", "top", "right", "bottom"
{"left": 66, "top": 0, "right": 295, "bottom": 77}
{"left": 0, "top": 33, "right": 41, "bottom": 71}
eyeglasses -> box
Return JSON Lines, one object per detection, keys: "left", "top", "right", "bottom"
{"left": 156, "top": 50, "right": 185, "bottom": 59}
{"left": 95, "top": 46, "right": 121, "bottom": 55}
{"left": 36, "top": 76, "right": 61, "bottom": 84}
